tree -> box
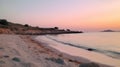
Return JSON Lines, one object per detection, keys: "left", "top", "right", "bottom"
{"left": 66, "top": 29, "right": 70, "bottom": 31}
{"left": 54, "top": 27, "right": 59, "bottom": 30}
{"left": 0, "top": 19, "right": 9, "bottom": 25}
{"left": 24, "top": 24, "right": 29, "bottom": 27}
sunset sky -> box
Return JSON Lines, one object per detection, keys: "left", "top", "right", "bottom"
{"left": 0, "top": 0, "right": 120, "bottom": 32}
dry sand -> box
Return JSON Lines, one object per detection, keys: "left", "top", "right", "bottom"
{"left": 0, "top": 34, "right": 112, "bottom": 67}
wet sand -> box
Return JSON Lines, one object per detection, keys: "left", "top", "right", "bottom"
{"left": 35, "top": 36, "right": 120, "bottom": 67}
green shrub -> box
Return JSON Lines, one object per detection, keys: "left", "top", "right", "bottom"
{"left": 0, "top": 19, "right": 9, "bottom": 25}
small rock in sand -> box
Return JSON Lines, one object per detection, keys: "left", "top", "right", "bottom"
{"left": 3, "top": 55, "right": 9, "bottom": 58}
{"left": 79, "top": 62, "right": 99, "bottom": 67}
{"left": 12, "top": 57, "right": 21, "bottom": 62}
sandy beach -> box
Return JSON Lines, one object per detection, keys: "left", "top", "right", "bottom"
{"left": 1, "top": 0, "right": 120, "bottom": 67}
{"left": 34, "top": 35, "right": 120, "bottom": 67}
{"left": 0, "top": 34, "right": 112, "bottom": 67}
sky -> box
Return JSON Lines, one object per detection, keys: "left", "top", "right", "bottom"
{"left": 0, "top": 0, "right": 120, "bottom": 32}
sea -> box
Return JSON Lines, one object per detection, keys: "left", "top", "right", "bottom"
{"left": 45, "top": 32, "right": 120, "bottom": 59}
{"left": 35, "top": 32, "right": 120, "bottom": 67}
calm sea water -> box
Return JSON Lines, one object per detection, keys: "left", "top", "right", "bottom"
{"left": 45, "top": 32, "right": 120, "bottom": 59}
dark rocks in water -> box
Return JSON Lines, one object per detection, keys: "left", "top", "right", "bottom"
{"left": 79, "top": 62, "right": 100, "bottom": 67}
{"left": 87, "top": 48, "right": 94, "bottom": 51}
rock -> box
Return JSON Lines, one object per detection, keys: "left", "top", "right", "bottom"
{"left": 0, "top": 60, "right": 5, "bottom": 64}
{"left": 79, "top": 62, "right": 100, "bottom": 67}
{"left": 87, "top": 48, "right": 94, "bottom": 51}
{"left": 0, "top": 28, "right": 13, "bottom": 34}
{"left": 3, "top": 55, "right": 9, "bottom": 58}
{"left": 45, "top": 57, "right": 65, "bottom": 65}
{"left": 12, "top": 57, "right": 21, "bottom": 62}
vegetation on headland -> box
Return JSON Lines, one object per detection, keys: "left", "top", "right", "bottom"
{"left": 0, "top": 19, "right": 83, "bottom": 34}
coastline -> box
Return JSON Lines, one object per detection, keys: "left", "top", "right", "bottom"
{"left": 0, "top": 34, "right": 113, "bottom": 67}
{"left": 32, "top": 35, "right": 114, "bottom": 67}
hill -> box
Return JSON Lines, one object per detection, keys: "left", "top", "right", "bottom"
{"left": 0, "top": 19, "right": 83, "bottom": 34}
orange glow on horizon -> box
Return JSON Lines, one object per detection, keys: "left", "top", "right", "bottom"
{"left": 1, "top": 0, "right": 120, "bottom": 31}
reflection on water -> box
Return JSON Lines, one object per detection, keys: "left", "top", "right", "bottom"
{"left": 46, "top": 32, "right": 120, "bottom": 59}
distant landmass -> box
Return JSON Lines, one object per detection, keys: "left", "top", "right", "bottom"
{"left": 101, "top": 29, "right": 115, "bottom": 32}
{"left": 0, "top": 19, "right": 83, "bottom": 34}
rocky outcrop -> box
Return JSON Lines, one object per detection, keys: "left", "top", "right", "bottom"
{"left": 0, "top": 19, "right": 83, "bottom": 35}
{"left": 22, "top": 30, "right": 42, "bottom": 35}
{"left": 0, "top": 28, "right": 13, "bottom": 34}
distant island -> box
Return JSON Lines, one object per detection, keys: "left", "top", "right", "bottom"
{"left": 101, "top": 29, "right": 115, "bottom": 32}
{"left": 0, "top": 19, "right": 83, "bottom": 35}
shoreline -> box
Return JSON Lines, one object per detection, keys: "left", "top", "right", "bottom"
{"left": 45, "top": 35, "right": 120, "bottom": 60}
{"left": 25, "top": 35, "right": 82, "bottom": 64}
{"left": 31, "top": 35, "right": 113, "bottom": 67}
{"left": 0, "top": 34, "right": 114, "bottom": 67}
